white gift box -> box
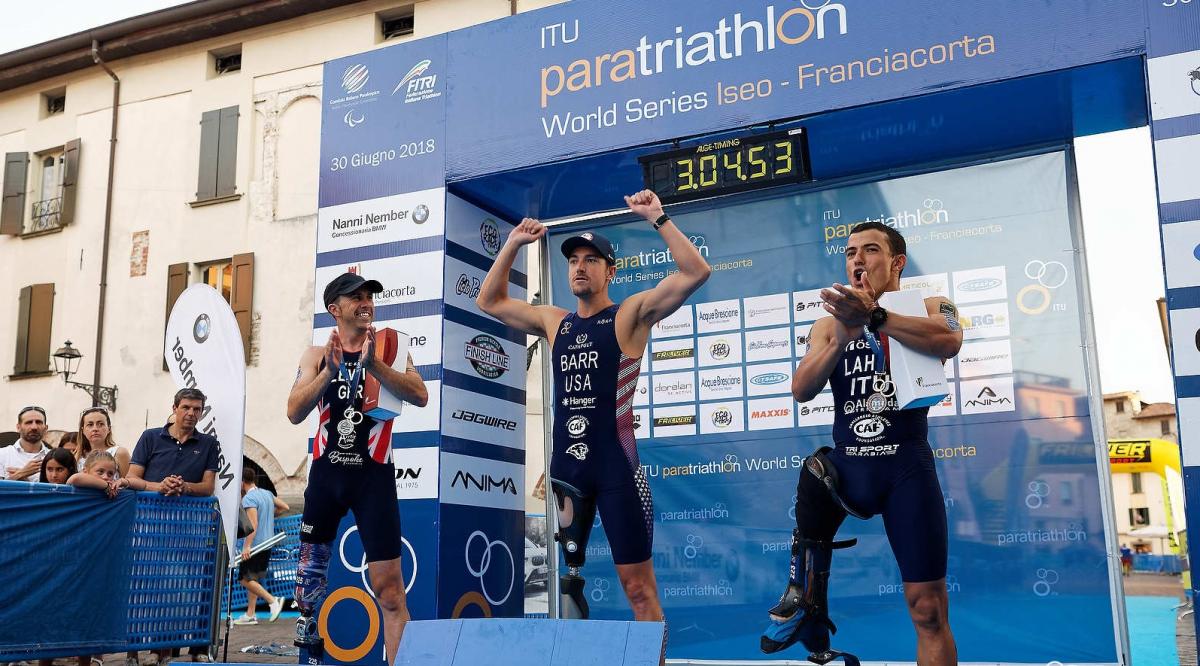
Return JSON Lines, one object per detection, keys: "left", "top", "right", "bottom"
{"left": 362, "top": 327, "right": 411, "bottom": 421}
{"left": 878, "top": 290, "right": 949, "bottom": 410}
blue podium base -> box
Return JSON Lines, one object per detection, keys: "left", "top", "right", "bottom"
{"left": 396, "top": 619, "right": 665, "bottom": 666}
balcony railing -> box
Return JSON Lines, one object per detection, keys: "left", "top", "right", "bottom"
{"left": 27, "top": 196, "right": 62, "bottom": 233}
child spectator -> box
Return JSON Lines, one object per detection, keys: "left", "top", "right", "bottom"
{"left": 68, "top": 451, "right": 146, "bottom": 498}
{"left": 38, "top": 448, "right": 77, "bottom": 484}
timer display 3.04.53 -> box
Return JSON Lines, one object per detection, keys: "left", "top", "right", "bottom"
{"left": 639, "top": 129, "right": 811, "bottom": 204}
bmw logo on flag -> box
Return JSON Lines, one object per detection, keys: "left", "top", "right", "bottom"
{"left": 413, "top": 204, "right": 429, "bottom": 224}
{"left": 193, "top": 314, "right": 211, "bottom": 343}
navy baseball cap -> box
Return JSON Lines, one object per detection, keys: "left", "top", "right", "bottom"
{"left": 323, "top": 272, "right": 383, "bottom": 307}
{"left": 560, "top": 231, "right": 616, "bottom": 265}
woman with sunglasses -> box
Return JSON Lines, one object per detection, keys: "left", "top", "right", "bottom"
{"left": 75, "top": 407, "right": 131, "bottom": 477}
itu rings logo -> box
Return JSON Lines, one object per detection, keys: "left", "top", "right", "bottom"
{"left": 480, "top": 219, "right": 501, "bottom": 257}
{"left": 465, "top": 530, "right": 515, "bottom": 607}
{"left": 342, "top": 64, "right": 369, "bottom": 95}
{"left": 1033, "top": 568, "right": 1059, "bottom": 597}
{"left": 193, "top": 314, "right": 211, "bottom": 343}
{"left": 1025, "top": 480, "right": 1050, "bottom": 509}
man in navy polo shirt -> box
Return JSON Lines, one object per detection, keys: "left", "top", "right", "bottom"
{"left": 128, "top": 388, "right": 220, "bottom": 497}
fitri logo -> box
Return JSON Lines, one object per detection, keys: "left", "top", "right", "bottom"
{"left": 193, "top": 314, "right": 211, "bottom": 343}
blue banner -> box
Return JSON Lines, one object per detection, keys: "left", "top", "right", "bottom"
{"left": 443, "top": 0, "right": 1145, "bottom": 180}
{"left": 546, "top": 152, "right": 1119, "bottom": 663}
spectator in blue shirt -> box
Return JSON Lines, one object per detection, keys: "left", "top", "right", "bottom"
{"left": 232, "top": 467, "right": 290, "bottom": 625}
{"left": 127, "top": 388, "right": 219, "bottom": 497}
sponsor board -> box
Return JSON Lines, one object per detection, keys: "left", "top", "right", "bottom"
{"left": 440, "top": 452, "right": 524, "bottom": 511}
{"left": 1147, "top": 49, "right": 1200, "bottom": 122}
{"left": 313, "top": 314, "right": 441, "bottom": 367}
{"left": 952, "top": 266, "right": 1007, "bottom": 304}
{"left": 651, "top": 337, "right": 697, "bottom": 372}
{"left": 959, "top": 376, "right": 1016, "bottom": 415}
{"left": 314, "top": 252, "right": 444, "bottom": 314}
{"left": 1161, "top": 219, "right": 1200, "bottom": 290}
{"left": 957, "top": 339, "right": 1014, "bottom": 378}
{"left": 653, "top": 371, "right": 697, "bottom": 405}
{"left": 698, "top": 332, "right": 743, "bottom": 367}
{"left": 697, "top": 366, "right": 744, "bottom": 401}
{"left": 393, "top": 380, "right": 442, "bottom": 433}
{"left": 634, "top": 374, "right": 651, "bottom": 407}
{"left": 745, "top": 361, "right": 792, "bottom": 397}
{"left": 958, "top": 302, "right": 1011, "bottom": 340}
{"left": 795, "top": 392, "right": 836, "bottom": 428}
{"left": 743, "top": 293, "right": 791, "bottom": 328}
{"left": 652, "top": 305, "right": 695, "bottom": 339}
{"left": 792, "top": 288, "right": 830, "bottom": 323}
{"left": 900, "top": 273, "right": 950, "bottom": 299}
{"left": 794, "top": 324, "right": 813, "bottom": 360}
{"left": 393, "top": 446, "right": 440, "bottom": 499}
{"left": 928, "top": 381, "right": 957, "bottom": 418}
{"left": 695, "top": 299, "right": 742, "bottom": 333}
{"left": 744, "top": 326, "right": 792, "bottom": 362}
{"left": 445, "top": 194, "right": 525, "bottom": 264}
{"left": 317, "top": 188, "right": 445, "bottom": 253}
{"left": 632, "top": 408, "right": 650, "bottom": 437}
{"left": 444, "top": 321, "right": 525, "bottom": 390}
{"left": 652, "top": 404, "right": 697, "bottom": 438}
{"left": 748, "top": 395, "right": 795, "bottom": 431}
{"left": 1169, "top": 307, "right": 1200, "bottom": 376}
{"left": 444, "top": 255, "right": 526, "bottom": 322}
{"left": 700, "top": 401, "right": 745, "bottom": 434}
{"left": 442, "top": 385, "right": 525, "bottom": 449}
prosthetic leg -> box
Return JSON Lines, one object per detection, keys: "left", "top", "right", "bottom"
{"left": 552, "top": 479, "right": 597, "bottom": 619}
{"left": 761, "top": 449, "right": 861, "bottom": 665}
{"left": 293, "top": 542, "right": 332, "bottom": 662}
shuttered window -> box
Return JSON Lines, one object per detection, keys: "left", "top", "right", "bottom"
{"left": 196, "top": 106, "right": 239, "bottom": 202}
{"left": 1, "top": 152, "right": 29, "bottom": 235}
{"left": 163, "top": 263, "right": 188, "bottom": 370}
{"left": 13, "top": 284, "right": 54, "bottom": 375}
{"left": 164, "top": 254, "right": 253, "bottom": 365}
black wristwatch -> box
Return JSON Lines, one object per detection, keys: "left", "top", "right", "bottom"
{"left": 867, "top": 306, "right": 888, "bottom": 333}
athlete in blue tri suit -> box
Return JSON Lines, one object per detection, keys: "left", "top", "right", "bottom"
{"left": 478, "top": 191, "right": 710, "bottom": 646}
{"left": 762, "top": 221, "right": 962, "bottom": 666}
{"left": 286, "top": 272, "right": 429, "bottom": 664}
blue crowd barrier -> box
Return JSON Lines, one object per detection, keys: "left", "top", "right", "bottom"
{"left": 0, "top": 482, "right": 221, "bottom": 661}
{"left": 221, "top": 514, "right": 302, "bottom": 615}
{"left": 1132, "top": 553, "right": 1184, "bottom": 575}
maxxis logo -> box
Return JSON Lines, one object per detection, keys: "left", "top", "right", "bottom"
{"left": 465, "top": 334, "right": 509, "bottom": 378}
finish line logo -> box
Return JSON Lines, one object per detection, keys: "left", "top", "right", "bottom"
{"left": 393, "top": 59, "right": 442, "bottom": 104}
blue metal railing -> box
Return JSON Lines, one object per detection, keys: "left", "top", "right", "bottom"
{"left": 1132, "top": 553, "right": 1185, "bottom": 575}
{"left": 0, "top": 482, "right": 221, "bottom": 660}
{"left": 221, "top": 514, "right": 302, "bottom": 615}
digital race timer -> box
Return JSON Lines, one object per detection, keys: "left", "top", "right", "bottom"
{"left": 639, "top": 129, "right": 811, "bottom": 204}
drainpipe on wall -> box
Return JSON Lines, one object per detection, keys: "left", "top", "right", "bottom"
{"left": 90, "top": 40, "right": 119, "bottom": 408}
{"left": 510, "top": 0, "right": 517, "bottom": 16}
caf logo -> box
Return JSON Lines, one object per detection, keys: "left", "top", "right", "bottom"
{"left": 193, "top": 314, "right": 211, "bottom": 343}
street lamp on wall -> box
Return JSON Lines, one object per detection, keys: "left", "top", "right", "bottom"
{"left": 52, "top": 340, "right": 118, "bottom": 411}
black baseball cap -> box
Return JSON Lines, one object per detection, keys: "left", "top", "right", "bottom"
{"left": 560, "top": 231, "right": 616, "bottom": 265}
{"left": 323, "top": 272, "right": 383, "bottom": 307}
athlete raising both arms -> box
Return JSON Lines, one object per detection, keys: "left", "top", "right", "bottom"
{"left": 477, "top": 191, "right": 710, "bottom": 658}
{"left": 762, "top": 221, "right": 961, "bottom": 665}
